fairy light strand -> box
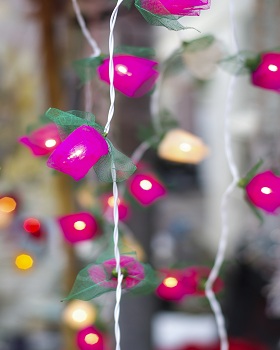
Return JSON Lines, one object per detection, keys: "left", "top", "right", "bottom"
{"left": 71, "top": 0, "right": 101, "bottom": 57}
{"left": 104, "top": 0, "right": 125, "bottom": 135}
{"left": 104, "top": 2, "right": 125, "bottom": 350}
{"left": 204, "top": 0, "right": 240, "bottom": 346}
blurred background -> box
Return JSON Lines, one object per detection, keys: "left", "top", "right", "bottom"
{"left": 1, "top": 0, "right": 280, "bottom": 349}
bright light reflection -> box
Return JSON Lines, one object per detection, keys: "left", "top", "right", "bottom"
{"left": 116, "top": 64, "right": 132, "bottom": 76}
{"left": 179, "top": 143, "right": 192, "bottom": 152}
{"left": 140, "top": 180, "right": 152, "bottom": 191}
{"left": 108, "top": 196, "right": 120, "bottom": 207}
{"left": 261, "top": 186, "right": 272, "bottom": 195}
{"left": 74, "top": 221, "right": 86, "bottom": 230}
{"left": 268, "top": 64, "right": 278, "bottom": 72}
{"left": 45, "top": 139, "right": 57, "bottom": 148}
{"left": 0, "top": 197, "right": 17, "bottom": 213}
{"left": 163, "top": 277, "right": 178, "bottom": 288}
{"left": 67, "top": 146, "right": 86, "bottom": 160}
{"left": 85, "top": 333, "right": 99, "bottom": 345}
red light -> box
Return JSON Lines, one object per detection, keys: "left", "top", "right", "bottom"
{"left": 23, "top": 218, "right": 41, "bottom": 233}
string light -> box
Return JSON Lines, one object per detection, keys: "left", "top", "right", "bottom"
{"left": 15, "top": 254, "right": 34, "bottom": 270}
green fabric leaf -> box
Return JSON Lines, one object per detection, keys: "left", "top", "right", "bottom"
{"left": 238, "top": 159, "right": 263, "bottom": 188}
{"left": 63, "top": 258, "right": 157, "bottom": 301}
{"left": 73, "top": 56, "right": 104, "bottom": 84}
{"left": 45, "top": 108, "right": 103, "bottom": 140}
{"left": 219, "top": 51, "right": 260, "bottom": 75}
{"left": 245, "top": 198, "right": 264, "bottom": 225}
{"left": 62, "top": 264, "right": 115, "bottom": 301}
{"left": 183, "top": 35, "right": 215, "bottom": 52}
{"left": 114, "top": 45, "right": 155, "bottom": 58}
{"left": 135, "top": 0, "right": 185, "bottom": 31}
{"left": 94, "top": 140, "right": 137, "bottom": 182}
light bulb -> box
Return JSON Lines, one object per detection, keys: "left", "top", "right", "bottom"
{"left": 74, "top": 221, "right": 86, "bottom": 230}
{"left": 140, "top": 180, "right": 152, "bottom": 191}
{"left": 45, "top": 139, "right": 57, "bottom": 148}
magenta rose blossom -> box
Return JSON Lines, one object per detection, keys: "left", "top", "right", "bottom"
{"left": 58, "top": 212, "right": 99, "bottom": 244}
{"left": 88, "top": 256, "right": 145, "bottom": 289}
{"left": 156, "top": 266, "right": 223, "bottom": 302}
{"left": 76, "top": 326, "right": 104, "bottom": 350}
{"left": 156, "top": 269, "right": 189, "bottom": 301}
{"left": 47, "top": 125, "right": 109, "bottom": 181}
{"left": 19, "top": 123, "right": 61, "bottom": 156}
{"left": 97, "top": 54, "right": 159, "bottom": 98}
{"left": 140, "top": 0, "right": 210, "bottom": 16}
{"left": 182, "top": 266, "right": 223, "bottom": 296}
{"left": 251, "top": 52, "right": 280, "bottom": 93}
{"left": 128, "top": 173, "right": 166, "bottom": 206}
{"left": 245, "top": 170, "right": 280, "bottom": 214}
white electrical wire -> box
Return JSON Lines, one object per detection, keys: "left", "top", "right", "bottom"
{"left": 103, "top": 2, "right": 125, "bottom": 350}
{"left": 204, "top": 0, "right": 240, "bottom": 347}
{"left": 104, "top": 0, "right": 125, "bottom": 135}
{"left": 71, "top": 0, "right": 101, "bottom": 57}
{"left": 205, "top": 77, "right": 239, "bottom": 350}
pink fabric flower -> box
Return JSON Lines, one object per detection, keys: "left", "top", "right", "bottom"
{"left": 140, "top": 0, "right": 210, "bottom": 16}
{"left": 58, "top": 212, "right": 99, "bottom": 244}
{"left": 97, "top": 55, "right": 159, "bottom": 98}
{"left": 103, "top": 194, "right": 130, "bottom": 222}
{"left": 245, "top": 170, "right": 280, "bottom": 214}
{"left": 156, "top": 266, "right": 223, "bottom": 301}
{"left": 251, "top": 53, "right": 280, "bottom": 93}
{"left": 19, "top": 123, "right": 61, "bottom": 156}
{"left": 47, "top": 125, "right": 109, "bottom": 181}
{"left": 182, "top": 266, "right": 223, "bottom": 296}
{"left": 156, "top": 269, "right": 188, "bottom": 301}
{"left": 88, "top": 255, "right": 145, "bottom": 289}
{"left": 128, "top": 173, "right": 166, "bottom": 206}
{"left": 76, "top": 326, "right": 104, "bottom": 350}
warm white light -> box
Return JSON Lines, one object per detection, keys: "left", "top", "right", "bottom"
{"left": 108, "top": 196, "right": 120, "bottom": 207}
{"left": 158, "top": 129, "right": 209, "bottom": 164}
{"left": 74, "top": 221, "right": 86, "bottom": 230}
{"left": 179, "top": 142, "right": 192, "bottom": 152}
{"left": 140, "top": 180, "right": 152, "bottom": 191}
{"left": 45, "top": 139, "right": 57, "bottom": 148}
{"left": 62, "top": 300, "right": 97, "bottom": 330}
{"left": 116, "top": 64, "right": 132, "bottom": 76}
{"left": 261, "top": 186, "right": 272, "bottom": 195}
{"left": 67, "top": 146, "right": 85, "bottom": 160}
{"left": 268, "top": 64, "right": 278, "bottom": 72}
{"left": 85, "top": 333, "right": 99, "bottom": 345}
{"left": 72, "top": 309, "right": 87, "bottom": 323}
{"left": 163, "top": 277, "right": 178, "bottom": 288}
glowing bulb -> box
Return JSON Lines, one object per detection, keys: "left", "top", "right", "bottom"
{"left": 23, "top": 218, "right": 41, "bottom": 233}
{"left": 116, "top": 64, "right": 132, "bottom": 76}
{"left": 72, "top": 309, "right": 87, "bottom": 323}
{"left": 74, "top": 220, "right": 86, "bottom": 230}
{"left": 62, "top": 300, "right": 97, "bottom": 329}
{"left": 268, "top": 64, "right": 278, "bottom": 72}
{"left": 0, "top": 197, "right": 17, "bottom": 213}
{"left": 15, "top": 254, "right": 34, "bottom": 270}
{"left": 107, "top": 196, "right": 120, "bottom": 207}
{"left": 45, "top": 139, "right": 57, "bottom": 148}
{"left": 85, "top": 333, "right": 99, "bottom": 345}
{"left": 261, "top": 186, "right": 272, "bottom": 194}
{"left": 163, "top": 277, "right": 178, "bottom": 288}
{"left": 179, "top": 142, "right": 192, "bottom": 152}
{"left": 140, "top": 180, "right": 152, "bottom": 191}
